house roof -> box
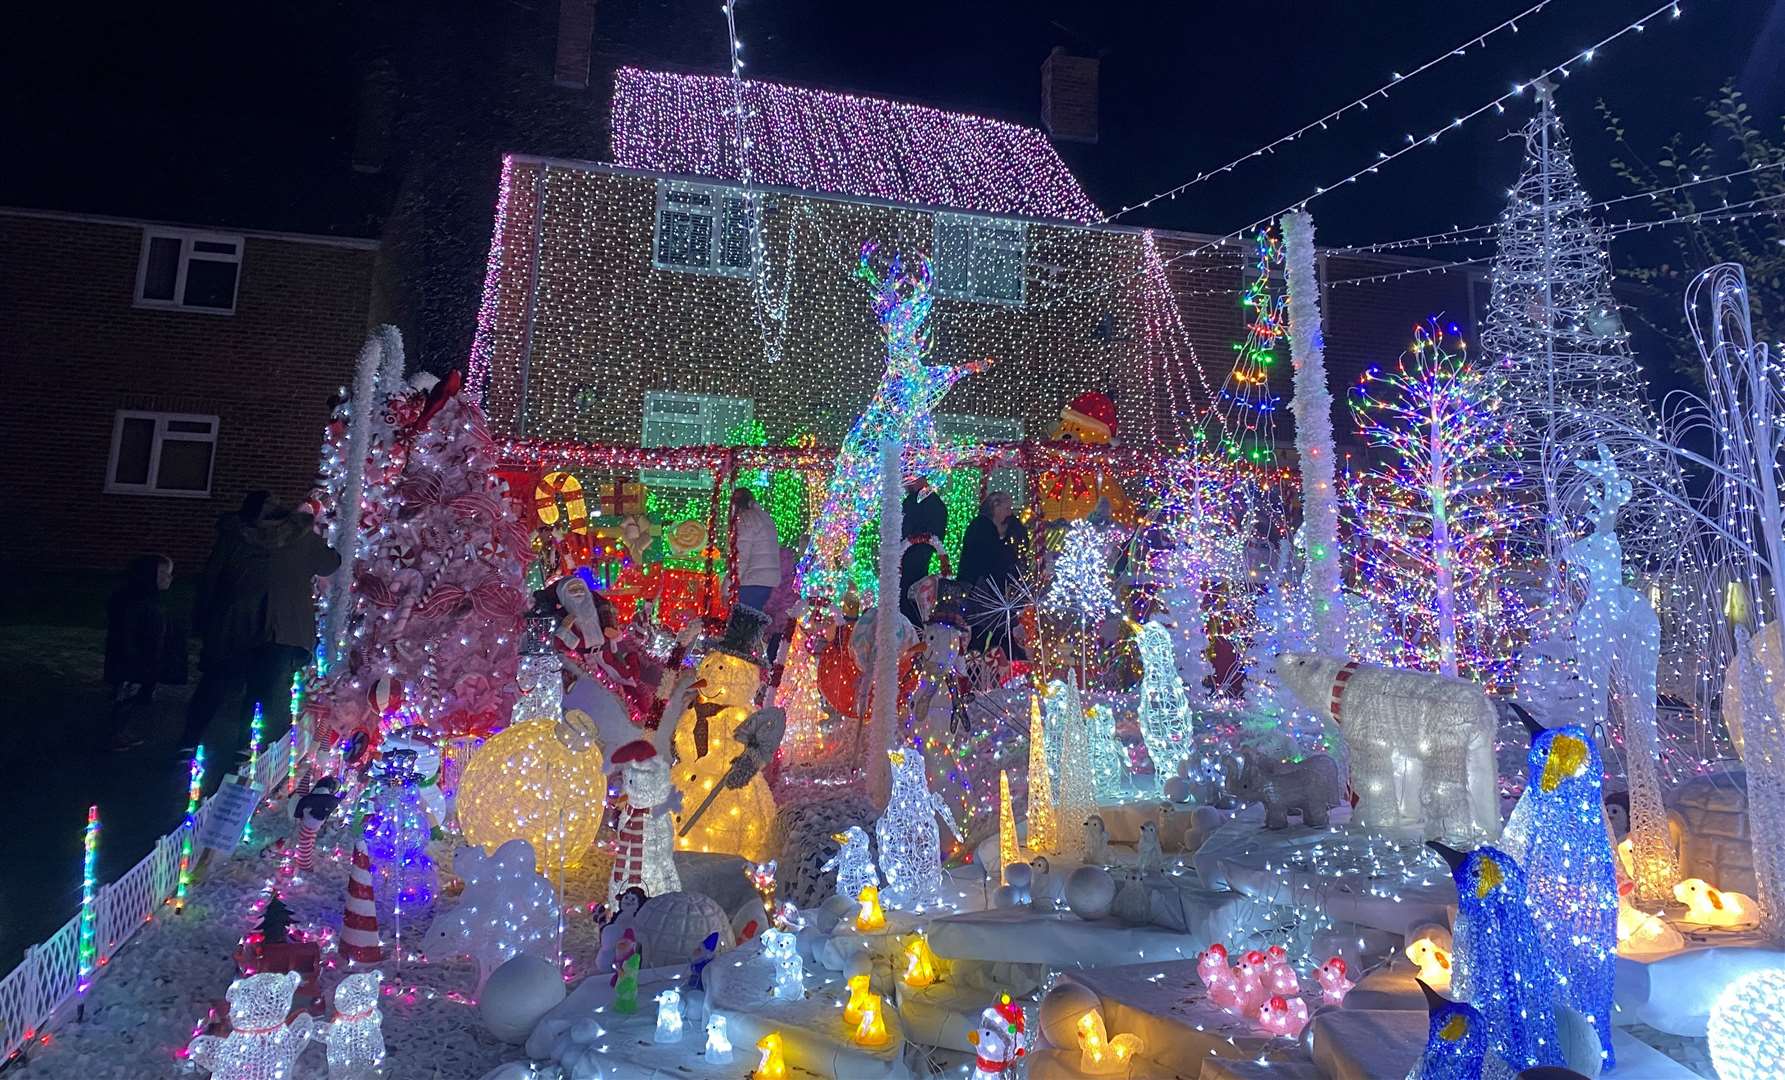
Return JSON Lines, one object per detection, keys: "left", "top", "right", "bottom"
{"left": 609, "top": 67, "right": 1102, "bottom": 224}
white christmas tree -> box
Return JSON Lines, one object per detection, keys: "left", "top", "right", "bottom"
{"left": 1043, "top": 519, "right": 1119, "bottom": 621}
{"left": 1482, "top": 79, "right": 1676, "bottom": 574}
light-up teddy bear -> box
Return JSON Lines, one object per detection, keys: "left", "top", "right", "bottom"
{"left": 672, "top": 650, "right": 777, "bottom": 863}
{"left": 875, "top": 745, "right": 963, "bottom": 907}
{"left": 821, "top": 826, "right": 879, "bottom": 901}
{"left": 1499, "top": 720, "right": 1617, "bottom": 1067}
{"left": 1037, "top": 391, "right": 1135, "bottom": 524}
{"left": 967, "top": 994, "right": 1028, "bottom": 1079}
{"left": 322, "top": 970, "right": 385, "bottom": 1079}
{"left": 186, "top": 971, "right": 314, "bottom": 1080}
{"left": 1673, "top": 878, "right": 1759, "bottom": 927}
{"left": 421, "top": 838, "right": 561, "bottom": 990}
{"left": 1429, "top": 842, "right": 1566, "bottom": 1074}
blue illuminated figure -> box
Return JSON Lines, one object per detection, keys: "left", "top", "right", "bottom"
{"left": 363, "top": 749, "right": 438, "bottom": 926}
{"left": 1429, "top": 843, "right": 1564, "bottom": 1077}
{"left": 1410, "top": 980, "right": 1488, "bottom": 1080}
{"left": 1499, "top": 717, "right": 1616, "bottom": 1068}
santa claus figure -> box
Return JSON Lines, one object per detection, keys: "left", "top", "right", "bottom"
{"left": 967, "top": 994, "right": 1027, "bottom": 1079}
{"left": 1039, "top": 391, "right": 1135, "bottom": 524}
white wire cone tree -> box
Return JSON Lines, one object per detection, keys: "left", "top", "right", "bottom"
{"left": 1482, "top": 79, "right": 1679, "bottom": 576}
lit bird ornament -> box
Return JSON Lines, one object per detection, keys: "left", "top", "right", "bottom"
{"left": 1498, "top": 720, "right": 1617, "bottom": 1068}
{"left": 1429, "top": 842, "right": 1565, "bottom": 1075}
{"left": 1409, "top": 980, "right": 1489, "bottom": 1080}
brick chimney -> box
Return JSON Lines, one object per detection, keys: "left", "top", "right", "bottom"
{"left": 555, "top": 0, "right": 597, "bottom": 90}
{"left": 1041, "top": 47, "right": 1098, "bottom": 144}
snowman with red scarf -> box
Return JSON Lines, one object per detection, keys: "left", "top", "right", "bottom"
{"left": 967, "top": 994, "right": 1027, "bottom": 1079}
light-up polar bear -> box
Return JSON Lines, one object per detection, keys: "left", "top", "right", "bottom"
{"left": 1275, "top": 652, "right": 1500, "bottom": 845}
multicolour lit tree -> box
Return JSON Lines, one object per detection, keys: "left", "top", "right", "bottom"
{"left": 1205, "top": 230, "right": 1286, "bottom": 466}
{"left": 1347, "top": 320, "right": 1526, "bottom": 680}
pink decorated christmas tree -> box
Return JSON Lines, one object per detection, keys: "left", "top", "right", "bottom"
{"left": 317, "top": 371, "right": 531, "bottom": 741}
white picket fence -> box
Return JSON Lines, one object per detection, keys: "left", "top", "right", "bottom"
{"left": 0, "top": 729, "right": 310, "bottom": 1066}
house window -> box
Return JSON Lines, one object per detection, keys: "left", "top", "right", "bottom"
{"left": 933, "top": 213, "right": 1026, "bottom": 305}
{"left": 652, "top": 181, "right": 754, "bottom": 277}
{"left": 640, "top": 392, "right": 755, "bottom": 489}
{"left": 106, "top": 411, "right": 218, "bottom": 497}
{"left": 135, "top": 229, "right": 243, "bottom": 313}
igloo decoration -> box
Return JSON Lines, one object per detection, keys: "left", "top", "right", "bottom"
{"left": 632, "top": 891, "right": 736, "bottom": 970}
{"left": 1275, "top": 653, "right": 1500, "bottom": 844}
{"left": 1672, "top": 771, "right": 1756, "bottom": 897}
{"left": 422, "top": 838, "right": 561, "bottom": 990}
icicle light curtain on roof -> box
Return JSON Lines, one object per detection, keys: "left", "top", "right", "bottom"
{"left": 610, "top": 68, "right": 1102, "bottom": 223}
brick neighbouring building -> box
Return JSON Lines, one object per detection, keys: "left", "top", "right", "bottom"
{"left": 0, "top": 208, "right": 379, "bottom": 572}
{"left": 467, "top": 69, "right": 1478, "bottom": 458}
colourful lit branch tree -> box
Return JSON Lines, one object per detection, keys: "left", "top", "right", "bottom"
{"left": 1347, "top": 320, "right": 1525, "bottom": 680}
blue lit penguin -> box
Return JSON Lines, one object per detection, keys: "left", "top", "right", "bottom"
{"left": 1410, "top": 979, "right": 1488, "bottom": 1080}
{"left": 1429, "top": 843, "right": 1565, "bottom": 1077}
{"left": 1498, "top": 716, "right": 1616, "bottom": 1069}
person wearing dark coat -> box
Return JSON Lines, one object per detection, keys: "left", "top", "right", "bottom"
{"left": 956, "top": 492, "right": 1030, "bottom": 659}
{"left": 898, "top": 478, "right": 949, "bottom": 627}
{"left": 104, "top": 553, "right": 182, "bottom": 750}
{"left": 180, "top": 494, "right": 341, "bottom": 769}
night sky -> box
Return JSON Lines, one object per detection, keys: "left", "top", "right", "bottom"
{"left": 5, "top": 0, "right": 1781, "bottom": 365}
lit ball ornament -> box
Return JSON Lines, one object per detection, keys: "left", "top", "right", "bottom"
{"left": 458, "top": 719, "right": 605, "bottom": 869}
{"left": 1709, "top": 968, "right": 1785, "bottom": 1080}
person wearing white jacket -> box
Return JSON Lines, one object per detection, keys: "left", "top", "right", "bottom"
{"left": 724, "top": 489, "right": 782, "bottom": 661}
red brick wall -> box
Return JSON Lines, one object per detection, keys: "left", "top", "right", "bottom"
{"left": 0, "top": 212, "right": 377, "bottom": 572}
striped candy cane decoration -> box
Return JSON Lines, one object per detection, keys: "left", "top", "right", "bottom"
{"left": 295, "top": 818, "right": 321, "bottom": 872}
{"left": 341, "top": 838, "right": 386, "bottom": 963}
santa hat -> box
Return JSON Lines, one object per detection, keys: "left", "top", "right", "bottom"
{"left": 984, "top": 993, "right": 1026, "bottom": 1043}
{"left": 1061, "top": 391, "right": 1118, "bottom": 440}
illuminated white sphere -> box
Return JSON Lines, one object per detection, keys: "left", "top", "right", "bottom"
{"left": 1709, "top": 968, "right": 1785, "bottom": 1080}
{"left": 459, "top": 719, "right": 605, "bottom": 869}
{"left": 479, "top": 953, "right": 565, "bottom": 1043}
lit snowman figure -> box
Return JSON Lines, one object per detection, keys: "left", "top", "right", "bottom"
{"left": 967, "top": 994, "right": 1027, "bottom": 1079}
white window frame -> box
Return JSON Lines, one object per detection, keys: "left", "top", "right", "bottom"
{"left": 932, "top": 212, "right": 1027, "bottom": 306}
{"left": 133, "top": 227, "right": 243, "bottom": 314}
{"left": 640, "top": 391, "right": 756, "bottom": 489}
{"left": 105, "top": 410, "right": 219, "bottom": 498}
{"left": 650, "top": 180, "right": 754, "bottom": 278}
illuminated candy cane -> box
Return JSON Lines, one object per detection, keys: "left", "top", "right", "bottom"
{"left": 535, "top": 471, "right": 590, "bottom": 534}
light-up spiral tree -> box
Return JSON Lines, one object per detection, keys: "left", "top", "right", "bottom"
{"left": 1347, "top": 320, "right": 1526, "bottom": 681}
